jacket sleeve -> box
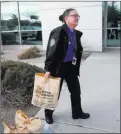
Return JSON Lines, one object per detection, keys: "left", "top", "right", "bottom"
{"left": 44, "top": 30, "right": 60, "bottom": 72}
{"left": 76, "top": 32, "right": 83, "bottom": 76}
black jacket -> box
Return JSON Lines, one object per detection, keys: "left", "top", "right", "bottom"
{"left": 44, "top": 24, "right": 83, "bottom": 76}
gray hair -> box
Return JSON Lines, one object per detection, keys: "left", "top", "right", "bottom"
{"left": 59, "top": 8, "right": 75, "bottom": 23}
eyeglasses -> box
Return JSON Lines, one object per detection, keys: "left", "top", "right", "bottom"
{"left": 68, "top": 14, "right": 80, "bottom": 19}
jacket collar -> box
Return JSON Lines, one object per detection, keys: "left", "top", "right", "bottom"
{"left": 62, "top": 23, "right": 68, "bottom": 32}
{"left": 61, "top": 23, "right": 83, "bottom": 37}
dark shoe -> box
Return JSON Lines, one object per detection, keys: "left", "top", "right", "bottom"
{"left": 73, "top": 112, "right": 90, "bottom": 119}
{"left": 45, "top": 114, "right": 53, "bottom": 124}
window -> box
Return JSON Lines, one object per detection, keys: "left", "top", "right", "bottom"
{"left": 1, "top": 1, "right": 42, "bottom": 45}
{"left": 107, "top": 2, "right": 121, "bottom": 47}
{"left": 19, "top": 2, "right": 42, "bottom": 45}
{"left": 1, "top": 2, "right": 18, "bottom": 31}
{"left": 1, "top": 2, "right": 20, "bottom": 45}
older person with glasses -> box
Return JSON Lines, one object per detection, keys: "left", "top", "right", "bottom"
{"left": 44, "top": 8, "right": 90, "bottom": 124}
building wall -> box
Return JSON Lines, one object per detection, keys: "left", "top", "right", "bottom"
{"left": 39, "top": 2, "right": 103, "bottom": 52}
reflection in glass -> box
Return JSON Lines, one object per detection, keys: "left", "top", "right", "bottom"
{"left": 107, "top": 28, "right": 120, "bottom": 39}
{"left": 21, "top": 31, "right": 42, "bottom": 45}
{"left": 19, "top": 2, "right": 41, "bottom": 31}
{"left": 1, "top": 32, "right": 20, "bottom": 45}
{"left": 1, "top": 2, "right": 43, "bottom": 45}
{"left": 107, "top": 2, "right": 120, "bottom": 47}
{"left": 1, "top": 2, "right": 19, "bottom": 31}
{"left": 107, "top": 2, "right": 121, "bottom": 40}
{"left": 19, "top": 2, "right": 42, "bottom": 45}
{"left": 21, "top": 31, "right": 42, "bottom": 40}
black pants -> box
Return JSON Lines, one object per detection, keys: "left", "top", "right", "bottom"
{"left": 45, "top": 61, "right": 83, "bottom": 117}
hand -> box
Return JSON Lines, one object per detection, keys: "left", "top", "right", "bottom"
{"left": 44, "top": 72, "right": 50, "bottom": 79}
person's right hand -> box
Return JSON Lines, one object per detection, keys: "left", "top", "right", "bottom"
{"left": 44, "top": 72, "right": 50, "bottom": 79}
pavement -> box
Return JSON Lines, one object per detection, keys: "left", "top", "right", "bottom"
{"left": 1, "top": 46, "right": 120, "bottom": 133}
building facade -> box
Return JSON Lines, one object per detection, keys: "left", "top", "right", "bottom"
{"left": 0, "top": 1, "right": 120, "bottom": 52}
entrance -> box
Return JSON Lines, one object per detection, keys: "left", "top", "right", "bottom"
{"left": 107, "top": 2, "right": 121, "bottom": 47}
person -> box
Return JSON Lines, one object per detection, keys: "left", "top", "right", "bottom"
{"left": 44, "top": 8, "right": 90, "bottom": 124}
{"left": 113, "top": 20, "right": 118, "bottom": 39}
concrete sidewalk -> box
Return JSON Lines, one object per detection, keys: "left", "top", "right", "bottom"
{"left": 35, "top": 48, "right": 120, "bottom": 133}
{"left": 1, "top": 46, "right": 120, "bottom": 133}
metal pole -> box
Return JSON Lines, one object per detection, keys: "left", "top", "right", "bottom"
{"left": 103, "top": 1, "right": 108, "bottom": 50}
{"left": 0, "top": 1, "right": 2, "bottom": 49}
{"left": 17, "top": 1, "right": 22, "bottom": 48}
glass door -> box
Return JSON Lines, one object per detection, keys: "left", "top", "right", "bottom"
{"left": 107, "top": 2, "right": 121, "bottom": 47}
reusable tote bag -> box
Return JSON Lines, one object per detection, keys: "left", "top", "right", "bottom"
{"left": 31, "top": 73, "right": 61, "bottom": 110}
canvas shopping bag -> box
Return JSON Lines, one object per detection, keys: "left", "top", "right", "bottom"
{"left": 31, "top": 73, "right": 61, "bottom": 110}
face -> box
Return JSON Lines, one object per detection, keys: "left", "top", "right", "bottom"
{"left": 65, "top": 10, "right": 80, "bottom": 28}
